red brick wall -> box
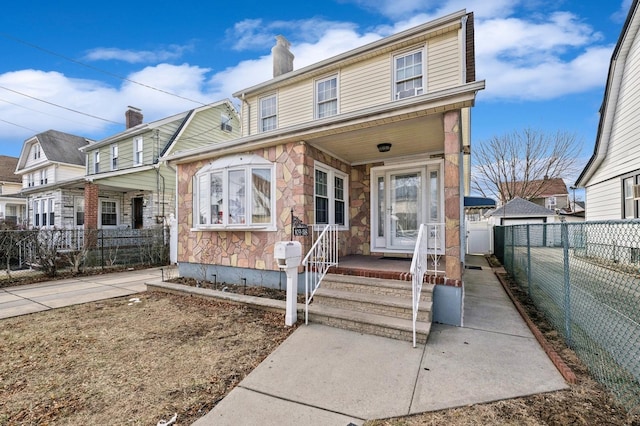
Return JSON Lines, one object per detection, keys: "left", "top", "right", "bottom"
{"left": 84, "top": 182, "right": 98, "bottom": 230}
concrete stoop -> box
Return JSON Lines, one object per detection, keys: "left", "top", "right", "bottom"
{"left": 307, "top": 274, "right": 433, "bottom": 344}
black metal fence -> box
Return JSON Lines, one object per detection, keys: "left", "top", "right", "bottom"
{"left": 496, "top": 221, "right": 640, "bottom": 414}
{"left": 0, "top": 227, "right": 169, "bottom": 281}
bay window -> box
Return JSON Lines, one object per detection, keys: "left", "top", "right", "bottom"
{"left": 195, "top": 154, "right": 274, "bottom": 229}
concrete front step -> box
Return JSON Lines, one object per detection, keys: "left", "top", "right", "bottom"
{"left": 307, "top": 303, "right": 431, "bottom": 344}
{"left": 314, "top": 288, "right": 432, "bottom": 322}
{"left": 321, "top": 274, "right": 434, "bottom": 302}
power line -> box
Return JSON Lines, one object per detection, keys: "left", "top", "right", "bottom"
{"left": 0, "top": 85, "right": 122, "bottom": 125}
{"left": 0, "top": 97, "right": 107, "bottom": 130}
{"left": 0, "top": 32, "right": 209, "bottom": 106}
{"left": 0, "top": 118, "right": 37, "bottom": 132}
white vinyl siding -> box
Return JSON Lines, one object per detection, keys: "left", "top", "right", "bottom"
{"left": 584, "top": 179, "right": 621, "bottom": 221}
{"left": 171, "top": 106, "right": 240, "bottom": 152}
{"left": 278, "top": 82, "right": 313, "bottom": 128}
{"left": 24, "top": 142, "right": 46, "bottom": 168}
{"left": 428, "top": 32, "right": 461, "bottom": 92}
{"left": 340, "top": 56, "right": 390, "bottom": 113}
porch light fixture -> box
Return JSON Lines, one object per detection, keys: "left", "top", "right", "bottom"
{"left": 377, "top": 143, "right": 392, "bottom": 153}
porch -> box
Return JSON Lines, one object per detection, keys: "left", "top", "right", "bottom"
{"left": 330, "top": 254, "right": 446, "bottom": 283}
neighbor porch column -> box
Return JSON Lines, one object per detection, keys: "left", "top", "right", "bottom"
{"left": 443, "top": 110, "right": 462, "bottom": 282}
{"left": 84, "top": 182, "right": 98, "bottom": 230}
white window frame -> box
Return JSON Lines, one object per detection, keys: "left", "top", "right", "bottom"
{"left": 623, "top": 175, "right": 638, "bottom": 219}
{"left": 314, "top": 162, "right": 348, "bottom": 229}
{"left": 193, "top": 154, "right": 276, "bottom": 230}
{"left": 74, "top": 197, "right": 85, "bottom": 228}
{"left": 33, "top": 197, "right": 55, "bottom": 228}
{"left": 220, "top": 113, "right": 233, "bottom": 132}
{"left": 133, "top": 136, "right": 144, "bottom": 166}
{"left": 33, "top": 143, "right": 41, "bottom": 160}
{"left": 40, "top": 168, "right": 47, "bottom": 185}
{"left": 99, "top": 199, "right": 119, "bottom": 228}
{"left": 259, "top": 94, "right": 277, "bottom": 132}
{"left": 94, "top": 151, "right": 100, "bottom": 174}
{"left": 393, "top": 48, "right": 425, "bottom": 100}
{"left": 315, "top": 74, "right": 339, "bottom": 119}
{"left": 111, "top": 144, "right": 119, "bottom": 170}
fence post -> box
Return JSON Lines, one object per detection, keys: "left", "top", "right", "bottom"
{"left": 510, "top": 226, "right": 515, "bottom": 273}
{"left": 561, "top": 221, "right": 572, "bottom": 347}
{"left": 527, "top": 224, "right": 531, "bottom": 297}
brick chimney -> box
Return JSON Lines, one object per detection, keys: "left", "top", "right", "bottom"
{"left": 125, "top": 106, "right": 143, "bottom": 129}
{"left": 272, "top": 35, "right": 294, "bottom": 77}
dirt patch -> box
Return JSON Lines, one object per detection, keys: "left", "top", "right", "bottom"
{"left": 169, "top": 276, "right": 306, "bottom": 303}
{"left": 0, "top": 292, "right": 296, "bottom": 425}
{"left": 365, "top": 256, "right": 640, "bottom": 426}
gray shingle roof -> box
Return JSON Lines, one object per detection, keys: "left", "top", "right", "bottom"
{"left": 36, "top": 130, "right": 90, "bottom": 166}
{"left": 488, "top": 197, "right": 556, "bottom": 217}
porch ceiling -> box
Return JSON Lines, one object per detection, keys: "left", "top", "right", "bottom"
{"left": 306, "top": 113, "right": 444, "bottom": 165}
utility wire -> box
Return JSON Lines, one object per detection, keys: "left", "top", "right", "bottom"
{"left": 0, "top": 85, "right": 122, "bottom": 125}
{"left": 0, "top": 118, "right": 37, "bottom": 132}
{"left": 0, "top": 97, "right": 107, "bottom": 130}
{"left": 0, "top": 32, "right": 209, "bottom": 106}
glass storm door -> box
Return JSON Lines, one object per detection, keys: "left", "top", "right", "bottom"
{"left": 388, "top": 170, "right": 422, "bottom": 249}
{"left": 373, "top": 164, "right": 441, "bottom": 252}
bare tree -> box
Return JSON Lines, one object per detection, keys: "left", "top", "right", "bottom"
{"left": 471, "top": 128, "right": 582, "bottom": 203}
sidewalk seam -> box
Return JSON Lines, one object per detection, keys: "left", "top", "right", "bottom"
{"left": 237, "top": 385, "right": 366, "bottom": 422}
{"left": 408, "top": 339, "right": 429, "bottom": 415}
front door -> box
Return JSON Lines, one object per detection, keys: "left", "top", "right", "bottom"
{"left": 132, "top": 197, "right": 144, "bottom": 229}
{"left": 372, "top": 162, "right": 442, "bottom": 253}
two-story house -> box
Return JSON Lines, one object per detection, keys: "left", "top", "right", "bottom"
{"left": 499, "top": 177, "right": 570, "bottom": 211}
{"left": 167, "top": 10, "right": 485, "bottom": 329}
{"left": 79, "top": 101, "right": 240, "bottom": 230}
{"left": 0, "top": 156, "right": 26, "bottom": 227}
{"left": 15, "top": 130, "right": 92, "bottom": 228}
{"left": 576, "top": 0, "right": 640, "bottom": 220}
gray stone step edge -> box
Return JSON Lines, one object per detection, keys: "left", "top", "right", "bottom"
{"left": 307, "top": 303, "right": 431, "bottom": 337}
{"left": 314, "top": 287, "right": 433, "bottom": 313}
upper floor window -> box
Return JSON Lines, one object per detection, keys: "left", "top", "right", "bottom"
{"left": 314, "top": 163, "right": 348, "bottom": 227}
{"left": 133, "top": 137, "right": 144, "bottom": 166}
{"left": 394, "top": 50, "right": 424, "bottom": 100}
{"left": 111, "top": 144, "right": 119, "bottom": 170}
{"left": 220, "top": 113, "right": 233, "bottom": 132}
{"left": 259, "top": 95, "right": 277, "bottom": 132}
{"left": 40, "top": 169, "right": 48, "bottom": 185}
{"left": 194, "top": 154, "right": 274, "bottom": 229}
{"left": 27, "top": 173, "right": 34, "bottom": 187}
{"left": 316, "top": 75, "right": 338, "bottom": 119}
{"left": 623, "top": 175, "right": 639, "bottom": 219}
{"left": 33, "top": 143, "right": 41, "bottom": 160}
{"left": 94, "top": 151, "right": 100, "bottom": 174}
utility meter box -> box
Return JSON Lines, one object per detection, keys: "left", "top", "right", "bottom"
{"left": 274, "top": 241, "right": 302, "bottom": 268}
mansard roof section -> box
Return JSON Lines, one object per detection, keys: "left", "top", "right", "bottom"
{"left": 232, "top": 9, "right": 474, "bottom": 98}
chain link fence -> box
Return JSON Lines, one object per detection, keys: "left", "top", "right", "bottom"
{"left": 0, "top": 227, "right": 169, "bottom": 283}
{"left": 496, "top": 221, "right": 640, "bottom": 414}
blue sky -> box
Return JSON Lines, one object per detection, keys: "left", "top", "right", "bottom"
{"left": 0, "top": 0, "right": 632, "bottom": 191}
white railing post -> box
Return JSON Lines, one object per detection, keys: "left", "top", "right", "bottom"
{"left": 303, "top": 224, "right": 339, "bottom": 324}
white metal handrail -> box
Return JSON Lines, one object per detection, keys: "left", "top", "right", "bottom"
{"left": 411, "top": 223, "right": 445, "bottom": 347}
{"left": 304, "top": 224, "right": 338, "bottom": 324}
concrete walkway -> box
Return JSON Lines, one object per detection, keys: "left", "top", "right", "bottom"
{"left": 193, "top": 255, "right": 569, "bottom": 425}
{"left": 0, "top": 267, "right": 166, "bottom": 319}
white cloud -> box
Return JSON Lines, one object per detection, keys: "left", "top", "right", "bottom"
{"left": 84, "top": 44, "right": 192, "bottom": 63}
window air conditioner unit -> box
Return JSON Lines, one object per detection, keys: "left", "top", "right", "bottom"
{"left": 633, "top": 184, "right": 640, "bottom": 199}
{"left": 396, "top": 87, "right": 423, "bottom": 100}
{"left": 220, "top": 122, "right": 232, "bottom": 132}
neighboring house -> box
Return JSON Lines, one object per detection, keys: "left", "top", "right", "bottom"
{"left": 79, "top": 102, "right": 240, "bottom": 230}
{"left": 576, "top": 0, "right": 640, "bottom": 220}
{"left": 15, "top": 130, "right": 91, "bottom": 229}
{"left": 0, "top": 155, "right": 26, "bottom": 227}
{"left": 166, "top": 10, "right": 485, "bottom": 326}
{"left": 499, "top": 177, "right": 569, "bottom": 211}
{"left": 487, "top": 197, "right": 558, "bottom": 226}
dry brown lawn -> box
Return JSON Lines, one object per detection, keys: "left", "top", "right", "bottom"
{"left": 1, "top": 268, "right": 639, "bottom": 425}
{"left": 0, "top": 292, "right": 295, "bottom": 425}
